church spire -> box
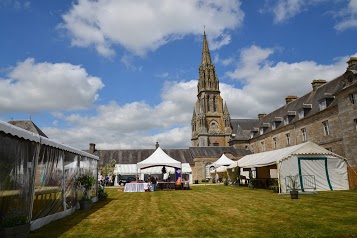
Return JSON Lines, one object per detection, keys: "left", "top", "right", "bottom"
{"left": 201, "top": 31, "right": 212, "bottom": 65}
{"left": 197, "top": 31, "right": 219, "bottom": 94}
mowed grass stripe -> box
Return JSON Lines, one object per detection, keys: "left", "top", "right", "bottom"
{"left": 29, "top": 186, "right": 357, "bottom": 238}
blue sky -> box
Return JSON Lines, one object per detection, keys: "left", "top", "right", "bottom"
{"left": 0, "top": 0, "right": 356, "bottom": 150}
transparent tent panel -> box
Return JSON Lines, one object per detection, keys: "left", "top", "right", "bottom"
{"left": 0, "top": 132, "right": 39, "bottom": 225}
{"left": 32, "top": 146, "right": 65, "bottom": 220}
{"left": 0, "top": 131, "right": 98, "bottom": 227}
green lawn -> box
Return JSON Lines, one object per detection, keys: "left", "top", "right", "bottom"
{"left": 29, "top": 185, "right": 357, "bottom": 238}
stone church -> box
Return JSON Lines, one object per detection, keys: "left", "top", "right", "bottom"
{"left": 9, "top": 32, "right": 356, "bottom": 183}
{"left": 91, "top": 32, "right": 356, "bottom": 182}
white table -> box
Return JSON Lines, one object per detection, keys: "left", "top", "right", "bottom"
{"left": 124, "top": 183, "right": 149, "bottom": 192}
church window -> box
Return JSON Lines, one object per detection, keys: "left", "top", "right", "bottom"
{"left": 354, "top": 119, "right": 357, "bottom": 132}
{"left": 213, "top": 96, "right": 217, "bottom": 112}
{"left": 322, "top": 121, "right": 330, "bottom": 136}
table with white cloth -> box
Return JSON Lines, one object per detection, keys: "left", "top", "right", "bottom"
{"left": 124, "top": 182, "right": 149, "bottom": 192}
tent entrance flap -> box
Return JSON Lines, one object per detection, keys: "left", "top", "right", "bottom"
{"left": 298, "top": 157, "right": 332, "bottom": 192}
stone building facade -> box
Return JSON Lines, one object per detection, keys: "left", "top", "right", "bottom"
{"left": 229, "top": 57, "right": 357, "bottom": 167}
{"left": 88, "top": 34, "right": 356, "bottom": 184}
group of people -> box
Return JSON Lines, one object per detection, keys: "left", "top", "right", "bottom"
{"left": 98, "top": 174, "right": 115, "bottom": 186}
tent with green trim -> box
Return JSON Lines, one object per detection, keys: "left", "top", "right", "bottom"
{"left": 236, "top": 141, "right": 349, "bottom": 193}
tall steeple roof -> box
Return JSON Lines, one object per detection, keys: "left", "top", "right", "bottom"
{"left": 201, "top": 31, "right": 212, "bottom": 65}
{"left": 197, "top": 31, "right": 219, "bottom": 94}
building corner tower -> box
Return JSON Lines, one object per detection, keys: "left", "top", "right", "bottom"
{"left": 191, "top": 32, "right": 232, "bottom": 147}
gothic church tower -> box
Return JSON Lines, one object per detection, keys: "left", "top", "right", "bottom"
{"left": 191, "top": 32, "right": 232, "bottom": 147}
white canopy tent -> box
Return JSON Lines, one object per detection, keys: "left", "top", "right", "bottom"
{"left": 137, "top": 147, "right": 182, "bottom": 170}
{"left": 212, "top": 154, "right": 235, "bottom": 167}
{"left": 114, "top": 164, "right": 138, "bottom": 175}
{"left": 114, "top": 163, "right": 192, "bottom": 175}
{"left": 234, "top": 141, "right": 349, "bottom": 193}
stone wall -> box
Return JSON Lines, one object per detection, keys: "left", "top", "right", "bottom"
{"left": 336, "top": 84, "right": 357, "bottom": 166}
{"left": 249, "top": 105, "right": 346, "bottom": 158}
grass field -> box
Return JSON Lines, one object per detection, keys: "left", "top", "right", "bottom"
{"left": 29, "top": 185, "right": 357, "bottom": 238}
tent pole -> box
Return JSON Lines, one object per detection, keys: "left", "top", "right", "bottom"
{"left": 277, "top": 162, "right": 281, "bottom": 194}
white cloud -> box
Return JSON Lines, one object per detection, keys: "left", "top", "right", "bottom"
{"left": 264, "top": 0, "right": 357, "bottom": 30}
{"left": 225, "top": 45, "right": 355, "bottom": 118}
{"left": 271, "top": 0, "right": 305, "bottom": 23}
{"left": 261, "top": 0, "right": 326, "bottom": 23}
{"left": 60, "top": 0, "right": 244, "bottom": 57}
{"left": 334, "top": 0, "right": 357, "bottom": 31}
{"left": 0, "top": 58, "right": 104, "bottom": 113}
{"left": 44, "top": 80, "right": 197, "bottom": 149}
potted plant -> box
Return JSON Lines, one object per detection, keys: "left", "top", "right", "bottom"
{"left": 98, "top": 183, "right": 108, "bottom": 201}
{"left": 77, "top": 174, "right": 96, "bottom": 209}
{"left": 0, "top": 208, "right": 30, "bottom": 238}
{"left": 287, "top": 175, "right": 300, "bottom": 199}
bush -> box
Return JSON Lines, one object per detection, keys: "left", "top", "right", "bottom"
{"left": 77, "top": 174, "right": 96, "bottom": 200}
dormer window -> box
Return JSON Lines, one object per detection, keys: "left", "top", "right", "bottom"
{"left": 251, "top": 128, "right": 258, "bottom": 138}
{"left": 259, "top": 127, "right": 264, "bottom": 135}
{"left": 319, "top": 100, "right": 327, "bottom": 111}
{"left": 284, "top": 116, "right": 289, "bottom": 125}
{"left": 272, "top": 117, "right": 282, "bottom": 130}
{"left": 298, "top": 109, "right": 304, "bottom": 119}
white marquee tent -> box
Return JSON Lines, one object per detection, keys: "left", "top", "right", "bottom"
{"left": 137, "top": 147, "right": 182, "bottom": 170}
{"left": 212, "top": 154, "right": 234, "bottom": 167}
{"left": 114, "top": 163, "right": 192, "bottom": 175}
{"left": 235, "top": 141, "right": 349, "bottom": 193}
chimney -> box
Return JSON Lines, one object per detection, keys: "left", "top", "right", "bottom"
{"left": 155, "top": 142, "right": 159, "bottom": 149}
{"left": 258, "top": 113, "right": 266, "bottom": 120}
{"left": 347, "top": 57, "right": 357, "bottom": 71}
{"left": 89, "top": 143, "right": 96, "bottom": 154}
{"left": 285, "top": 96, "right": 298, "bottom": 104}
{"left": 311, "top": 79, "right": 327, "bottom": 91}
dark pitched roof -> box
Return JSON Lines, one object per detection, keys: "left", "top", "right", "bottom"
{"left": 8, "top": 120, "right": 48, "bottom": 138}
{"left": 92, "top": 147, "right": 251, "bottom": 166}
{"left": 188, "top": 146, "right": 250, "bottom": 158}
{"left": 231, "top": 119, "right": 260, "bottom": 141}
{"left": 94, "top": 148, "right": 195, "bottom": 165}
{"left": 251, "top": 73, "right": 344, "bottom": 138}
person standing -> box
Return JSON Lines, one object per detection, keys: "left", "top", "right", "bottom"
{"left": 150, "top": 176, "right": 157, "bottom": 191}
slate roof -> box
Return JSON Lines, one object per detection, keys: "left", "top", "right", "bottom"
{"left": 92, "top": 147, "right": 250, "bottom": 166}
{"left": 230, "top": 119, "right": 260, "bottom": 141}
{"left": 250, "top": 73, "right": 344, "bottom": 138}
{"left": 8, "top": 120, "right": 48, "bottom": 138}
